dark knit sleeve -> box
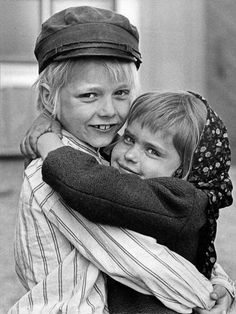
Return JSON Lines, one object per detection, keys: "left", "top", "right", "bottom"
{"left": 42, "top": 146, "right": 208, "bottom": 246}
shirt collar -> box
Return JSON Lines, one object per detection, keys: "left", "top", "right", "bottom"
{"left": 61, "top": 129, "right": 106, "bottom": 164}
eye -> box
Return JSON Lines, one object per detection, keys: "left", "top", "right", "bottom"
{"left": 115, "top": 89, "right": 130, "bottom": 98}
{"left": 78, "top": 92, "right": 97, "bottom": 101}
{"left": 123, "top": 133, "right": 134, "bottom": 145}
{"left": 146, "top": 147, "right": 160, "bottom": 157}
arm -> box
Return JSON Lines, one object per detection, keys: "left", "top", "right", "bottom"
{"left": 211, "top": 263, "right": 235, "bottom": 297}
{"left": 20, "top": 111, "right": 62, "bottom": 159}
{"left": 193, "top": 263, "right": 235, "bottom": 313}
{"left": 25, "top": 144, "right": 215, "bottom": 312}
{"left": 38, "top": 140, "right": 234, "bottom": 313}
{"left": 209, "top": 263, "right": 235, "bottom": 310}
{"left": 44, "top": 197, "right": 215, "bottom": 313}
{"left": 41, "top": 146, "right": 207, "bottom": 245}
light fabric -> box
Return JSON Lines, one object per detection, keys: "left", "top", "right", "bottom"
{"left": 9, "top": 130, "right": 233, "bottom": 313}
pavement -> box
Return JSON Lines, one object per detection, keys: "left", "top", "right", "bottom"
{"left": 0, "top": 157, "right": 236, "bottom": 313}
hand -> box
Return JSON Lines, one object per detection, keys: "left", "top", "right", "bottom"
{"left": 37, "top": 133, "right": 64, "bottom": 160}
{"left": 194, "top": 284, "right": 233, "bottom": 313}
{"left": 20, "top": 111, "right": 62, "bottom": 159}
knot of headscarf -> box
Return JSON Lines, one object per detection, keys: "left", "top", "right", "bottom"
{"left": 187, "top": 91, "right": 233, "bottom": 278}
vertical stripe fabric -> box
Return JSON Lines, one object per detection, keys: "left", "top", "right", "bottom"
{"left": 9, "top": 130, "right": 233, "bottom": 313}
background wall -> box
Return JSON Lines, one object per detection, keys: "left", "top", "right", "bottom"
{"left": 1, "top": 0, "right": 235, "bottom": 163}
{"left": 205, "top": 0, "right": 236, "bottom": 164}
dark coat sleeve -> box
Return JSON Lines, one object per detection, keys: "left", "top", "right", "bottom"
{"left": 42, "top": 146, "right": 208, "bottom": 263}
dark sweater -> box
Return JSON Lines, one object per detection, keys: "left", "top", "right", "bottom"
{"left": 42, "top": 146, "right": 208, "bottom": 314}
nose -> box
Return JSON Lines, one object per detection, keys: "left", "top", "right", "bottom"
{"left": 98, "top": 96, "right": 116, "bottom": 117}
{"left": 124, "top": 145, "right": 139, "bottom": 163}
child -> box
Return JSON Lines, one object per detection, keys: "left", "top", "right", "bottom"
{"left": 10, "top": 5, "right": 145, "bottom": 313}
{"left": 11, "top": 5, "right": 230, "bottom": 313}
{"left": 37, "top": 91, "right": 235, "bottom": 313}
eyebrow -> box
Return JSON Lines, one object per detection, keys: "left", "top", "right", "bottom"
{"left": 144, "top": 141, "right": 166, "bottom": 156}
{"left": 125, "top": 128, "right": 167, "bottom": 155}
{"left": 75, "top": 82, "right": 131, "bottom": 92}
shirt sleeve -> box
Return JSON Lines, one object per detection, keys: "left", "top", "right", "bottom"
{"left": 39, "top": 194, "right": 214, "bottom": 313}
{"left": 39, "top": 146, "right": 215, "bottom": 312}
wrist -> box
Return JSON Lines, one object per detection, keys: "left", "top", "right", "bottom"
{"left": 37, "top": 133, "right": 64, "bottom": 160}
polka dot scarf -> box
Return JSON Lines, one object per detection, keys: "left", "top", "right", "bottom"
{"left": 187, "top": 91, "right": 233, "bottom": 278}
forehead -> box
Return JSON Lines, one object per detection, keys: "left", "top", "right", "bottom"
{"left": 68, "top": 59, "right": 131, "bottom": 84}
{"left": 128, "top": 121, "right": 175, "bottom": 143}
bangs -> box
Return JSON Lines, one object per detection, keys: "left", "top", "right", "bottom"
{"left": 128, "top": 92, "right": 183, "bottom": 133}
{"left": 102, "top": 59, "right": 140, "bottom": 99}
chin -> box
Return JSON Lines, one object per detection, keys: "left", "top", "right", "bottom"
{"left": 90, "top": 136, "right": 114, "bottom": 148}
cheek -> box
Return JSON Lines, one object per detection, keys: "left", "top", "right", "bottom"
{"left": 143, "top": 161, "right": 160, "bottom": 178}
{"left": 117, "top": 101, "right": 131, "bottom": 120}
{"left": 60, "top": 103, "right": 90, "bottom": 125}
{"left": 111, "top": 142, "right": 125, "bottom": 163}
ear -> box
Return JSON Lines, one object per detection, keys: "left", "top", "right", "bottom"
{"left": 41, "top": 83, "right": 53, "bottom": 113}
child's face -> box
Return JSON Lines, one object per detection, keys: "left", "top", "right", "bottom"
{"left": 58, "top": 60, "right": 133, "bottom": 148}
{"left": 111, "top": 121, "right": 181, "bottom": 179}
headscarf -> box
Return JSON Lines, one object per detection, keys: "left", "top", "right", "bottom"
{"left": 186, "top": 91, "right": 233, "bottom": 278}
{"left": 103, "top": 91, "right": 233, "bottom": 278}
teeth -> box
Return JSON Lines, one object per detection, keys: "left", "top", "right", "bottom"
{"left": 94, "top": 125, "right": 112, "bottom": 130}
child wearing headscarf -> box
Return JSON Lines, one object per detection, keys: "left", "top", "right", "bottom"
{"left": 37, "top": 91, "right": 235, "bottom": 313}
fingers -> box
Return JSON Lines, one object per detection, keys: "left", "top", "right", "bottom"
{"left": 28, "top": 132, "right": 41, "bottom": 157}
{"left": 20, "top": 135, "right": 37, "bottom": 159}
{"left": 193, "top": 307, "right": 209, "bottom": 313}
{"left": 210, "top": 285, "right": 227, "bottom": 300}
{"left": 51, "top": 119, "right": 62, "bottom": 139}
{"left": 24, "top": 157, "right": 32, "bottom": 168}
{"left": 20, "top": 113, "right": 63, "bottom": 159}
{"left": 20, "top": 113, "right": 53, "bottom": 159}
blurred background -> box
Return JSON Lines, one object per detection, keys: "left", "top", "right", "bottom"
{"left": 0, "top": 0, "right": 236, "bottom": 312}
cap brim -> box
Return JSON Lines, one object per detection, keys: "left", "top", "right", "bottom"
{"left": 53, "top": 47, "right": 139, "bottom": 65}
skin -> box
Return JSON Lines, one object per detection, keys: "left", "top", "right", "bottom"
{"left": 23, "top": 58, "right": 233, "bottom": 312}
{"left": 111, "top": 121, "right": 181, "bottom": 179}
{"left": 20, "top": 59, "right": 134, "bottom": 158}
{"left": 56, "top": 60, "right": 133, "bottom": 148}
{"left": 37, "top": 130, "right": 233, "bottom": 314}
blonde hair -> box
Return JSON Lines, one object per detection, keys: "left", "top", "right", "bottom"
{"left": 34, "top": 57, "right": 140, "bottom": 117}
{"left": 127, "top": 91, "right": 207, "bottom": 178}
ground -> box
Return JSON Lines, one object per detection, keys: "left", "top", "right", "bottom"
{"left": 0, "top": 158, "right": 236, "bottom": 313}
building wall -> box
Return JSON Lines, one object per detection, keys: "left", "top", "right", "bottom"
{"left": 139, "top": 0, "right": 206, "bottom": 94}
{"left": 205, "top": 0, "right": 236, "bottom": 164}
{"left": 137, "top": 0, "right": 236, "bottom": 164}
{"left": 1, "top": 0, "right": 236, "bottom": 163}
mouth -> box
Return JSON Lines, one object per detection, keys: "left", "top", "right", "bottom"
{"left": 91, "top": 124, "right": 117, "bottom": 131}
{"left": 118, "top": 163, "right": 139, "bottom": 176}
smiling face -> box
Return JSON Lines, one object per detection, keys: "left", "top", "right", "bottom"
{"left": 57, "top": 59, "right": 136, "bottom": 148}
{"left": 111, "top": 121, "right": 181, "bottom": 179}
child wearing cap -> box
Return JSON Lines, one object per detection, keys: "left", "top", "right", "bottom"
{"left": 11, "top": 6, "right": 234, "bottom": 314}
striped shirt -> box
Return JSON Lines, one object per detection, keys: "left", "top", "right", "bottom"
{"left": 9, "top": 131, "right": 234, "bottom": 313}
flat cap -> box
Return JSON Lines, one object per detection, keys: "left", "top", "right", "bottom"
{"left": 35, "top": 6, "right": 142, "bottom": 73}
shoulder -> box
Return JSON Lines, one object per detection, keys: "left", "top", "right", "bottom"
{"left": 23, "top": 157, "right": 56, "bottom": 207}
{"left": 24, "top": 158, "right": 43, "bottom": 177}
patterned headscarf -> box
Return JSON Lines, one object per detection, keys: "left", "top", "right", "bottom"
{"left": 103, "top": 91, "right": 233, "bottom": 278}
{"left": 185, "top": 91, "right": 233, "bottom": 278}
